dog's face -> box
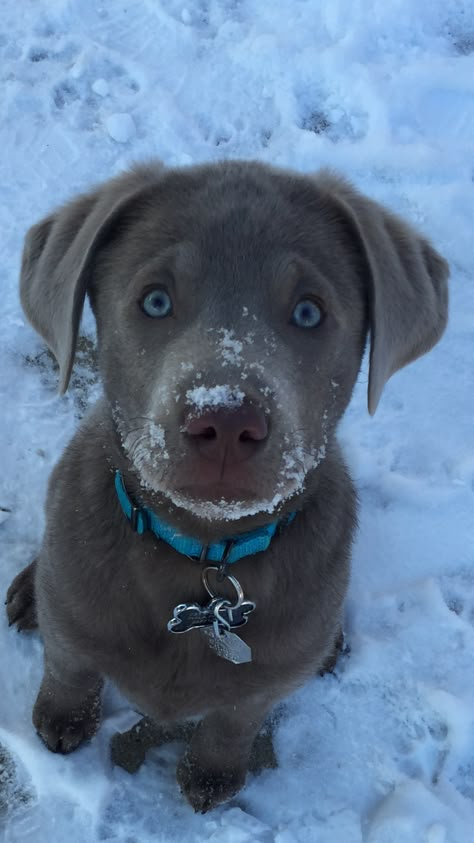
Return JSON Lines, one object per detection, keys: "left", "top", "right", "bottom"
{"left": 20, "top": 161, "right": 449, "bottom": 526}
{"left": 91, "top": 165, "right": 367, "bottom": 520}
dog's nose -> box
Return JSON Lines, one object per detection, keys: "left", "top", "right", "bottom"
{"left": 184, "top": 405, "right": 268, "bottom": 463}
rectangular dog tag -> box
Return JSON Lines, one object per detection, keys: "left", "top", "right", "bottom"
{"left": 202, "top": 627, "right": 252, "bottom": 664}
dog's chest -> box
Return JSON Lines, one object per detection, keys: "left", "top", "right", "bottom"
{"left": 108, "top": 620, "right": 261, "bottom": 721}
{"left": 74, "top": 539, "right": 306, "bottom": 720}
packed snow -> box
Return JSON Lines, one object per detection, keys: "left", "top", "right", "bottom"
{"left": 1, "top": 1, "right": 474, "bottom": 841}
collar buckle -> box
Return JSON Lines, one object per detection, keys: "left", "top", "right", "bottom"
{"left": 130, "top": 503, "right": 149, "bottom": 534}
{"left": 217, "top": 539, "right": 235, "bottom": 581}
{"left": 222, "top": 539, "right": 235, "bottom": 564}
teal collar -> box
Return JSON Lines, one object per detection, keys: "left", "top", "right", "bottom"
{"left": 115, "top": 470, "right": 296, "bottom": 565}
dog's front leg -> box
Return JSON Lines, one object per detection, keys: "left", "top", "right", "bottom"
{"left": 33, "top": 646, "right": 103, "bottom": 754}
{"left": 177, "top": 697, "right": 271, "bottom": 812}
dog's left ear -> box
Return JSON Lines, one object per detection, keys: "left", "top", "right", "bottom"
{"left": 318, "top": 174, "right": 449, "bottom": 414}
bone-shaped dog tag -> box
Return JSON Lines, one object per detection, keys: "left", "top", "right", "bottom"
{"left": 167, "top": 603, "right": 201, "bottom": 633}
{"left": 217, "top": 598, "right": 256, "bottom": 628}
{"left": 167, "top": 601, "right": 213, "bottom": 633}
{"left": 168, "top": 570, "right": 255, "bottom": 663}
{"left": 202, "top": 626, "right": 252, "bottom": 664}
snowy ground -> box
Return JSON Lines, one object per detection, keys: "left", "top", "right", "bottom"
{"left": 1, "top": 1, "right": 474, "bottom": 841}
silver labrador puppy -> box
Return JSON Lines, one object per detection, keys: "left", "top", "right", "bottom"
{"left": 6, "top": 161, "right": 449, "bottom": 811}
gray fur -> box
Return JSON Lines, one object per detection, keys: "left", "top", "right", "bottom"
{"left": 7, "top": 160, "right": 449, "bottom": 811}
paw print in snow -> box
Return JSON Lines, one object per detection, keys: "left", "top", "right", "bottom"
{"left": 394, "top": 712, "right": 449, "bottom": 785}
{"left": 441, "top": 571, "right": 474, "bottom": 627}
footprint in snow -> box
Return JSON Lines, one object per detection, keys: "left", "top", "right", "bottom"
{"left": 441, "top": 571, "right": 474, "bottom": 627}
{"left": 395, "top": 713, "right": 449, "bottom": 785}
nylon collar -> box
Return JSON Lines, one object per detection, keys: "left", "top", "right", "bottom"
{"left": 114, "top": 470, "right": 296, "bottom": 565}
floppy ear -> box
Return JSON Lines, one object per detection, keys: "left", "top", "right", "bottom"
{"left": 20, "top": 165, "right": 163, "bottom": 393}
{"left": 318, "top": 173, "right": 449, "bottom": 414}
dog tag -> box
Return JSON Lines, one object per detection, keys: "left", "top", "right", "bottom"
{"left": 167, "top": 599, "right": 219, "bottom": 633}
{"left": 167, "top": 597, "right": 255, "bottom": 634}
{"left": 168, "top": 569, "right": 254, "bottom": 663}
{"left": 202, "top": 626, "right": 252, "bottom": 665}
{"left": 202, "top": 600, "right": 252, "bottom": 664}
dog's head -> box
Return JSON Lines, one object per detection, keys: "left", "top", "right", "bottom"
{"left": 20, "top": 161, "right": 448, "bottom": 525}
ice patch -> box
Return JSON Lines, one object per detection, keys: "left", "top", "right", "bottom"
{"left": 185, "top": 384, "right": 245, "bottom": 410}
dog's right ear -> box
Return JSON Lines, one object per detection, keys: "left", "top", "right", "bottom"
{"left": 20, "top": 165, "right": 164, "bottom": 393}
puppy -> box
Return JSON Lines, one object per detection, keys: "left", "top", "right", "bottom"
{"left": 6, "top": 161, "right": 449, "bottom": 811}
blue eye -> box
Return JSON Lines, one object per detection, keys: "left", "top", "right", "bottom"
{"left": 291, "top": 299, "right": 323, "bottom": 329}
{"left": 141, "top": 289, "right": 173, "bottom": 318}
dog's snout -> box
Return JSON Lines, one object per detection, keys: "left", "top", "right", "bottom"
{"left": 184, "top": 405, "right": 268, "bottom": 464}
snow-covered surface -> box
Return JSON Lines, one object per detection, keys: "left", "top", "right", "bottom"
{"left": 1, "top": 1, "right": 474, "bottom": 841}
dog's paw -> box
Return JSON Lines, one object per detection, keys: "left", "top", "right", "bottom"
{"left": 33, "top": 687, "right": 102, "bottom": 754}
{"left": 319, "top": 627, "right": 349, "bottom": 675}
{"left": 5, "top": 560, "right": 38, "bottom": 631}
{"left": 177, "top": 753, "right": 246, "bottom": 813}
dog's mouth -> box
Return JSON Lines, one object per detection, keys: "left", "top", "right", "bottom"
{"left": 158, "top": 448, "right": 323, "bottom": 520}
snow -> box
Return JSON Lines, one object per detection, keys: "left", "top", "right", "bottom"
{"left": 162, "top": 486, "right": 289, "bottom": 522}
{"left": 105, "top": 112, "right": 136, "bottom": 143}
{"left": 92, "top": 78, "right": 109, "bottom": 98}
{"left": 1, "top": 1, "right": 473, "bottom": 841}
{"left": 217, "top": 329, "right": 244, "bottom": 367}
{"left": 185, "top": 385, "right": 246, "bottom": 410}
{"left": 119, "top": 415, "right": 170, "bottom": 475}
{"left": 0, "top": 509, "right": 11, "bottom": 526}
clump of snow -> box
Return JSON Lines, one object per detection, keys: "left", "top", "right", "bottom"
{"left": 185, "top": 384, "right": 245, "bottom": 410}
{"left": 216, "top": 329, "right": 243, "bottom": 366}
{"left": 92, "top": 78, "right": 109, "bottom": 97}
{"left": 114, "top": 408, "right": 170, "bottom": 480}
{"left": 148, "top": 421, "right": 167, "bottom": 454}
{"left": 281, "top": 447, "right": 313, "bottom": 485}
{"left": 105, "top": 113, "right": 136, "bottom": 143}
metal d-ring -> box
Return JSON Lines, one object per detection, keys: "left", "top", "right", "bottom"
{"left": 201, "top": 566, "right": 244, "bottom": 610}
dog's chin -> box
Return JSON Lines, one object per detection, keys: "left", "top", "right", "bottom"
{"left": 162, "top": 491, "right": 276, "bottom": 522}
{"left": 177, "top": 483, "right": 259, "bottom": 503}
{"left": 134, "top": 458, "right": 313, "bottom": 522}
{"left": 154, "top": 480, "right": 304, "bottom": 523}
